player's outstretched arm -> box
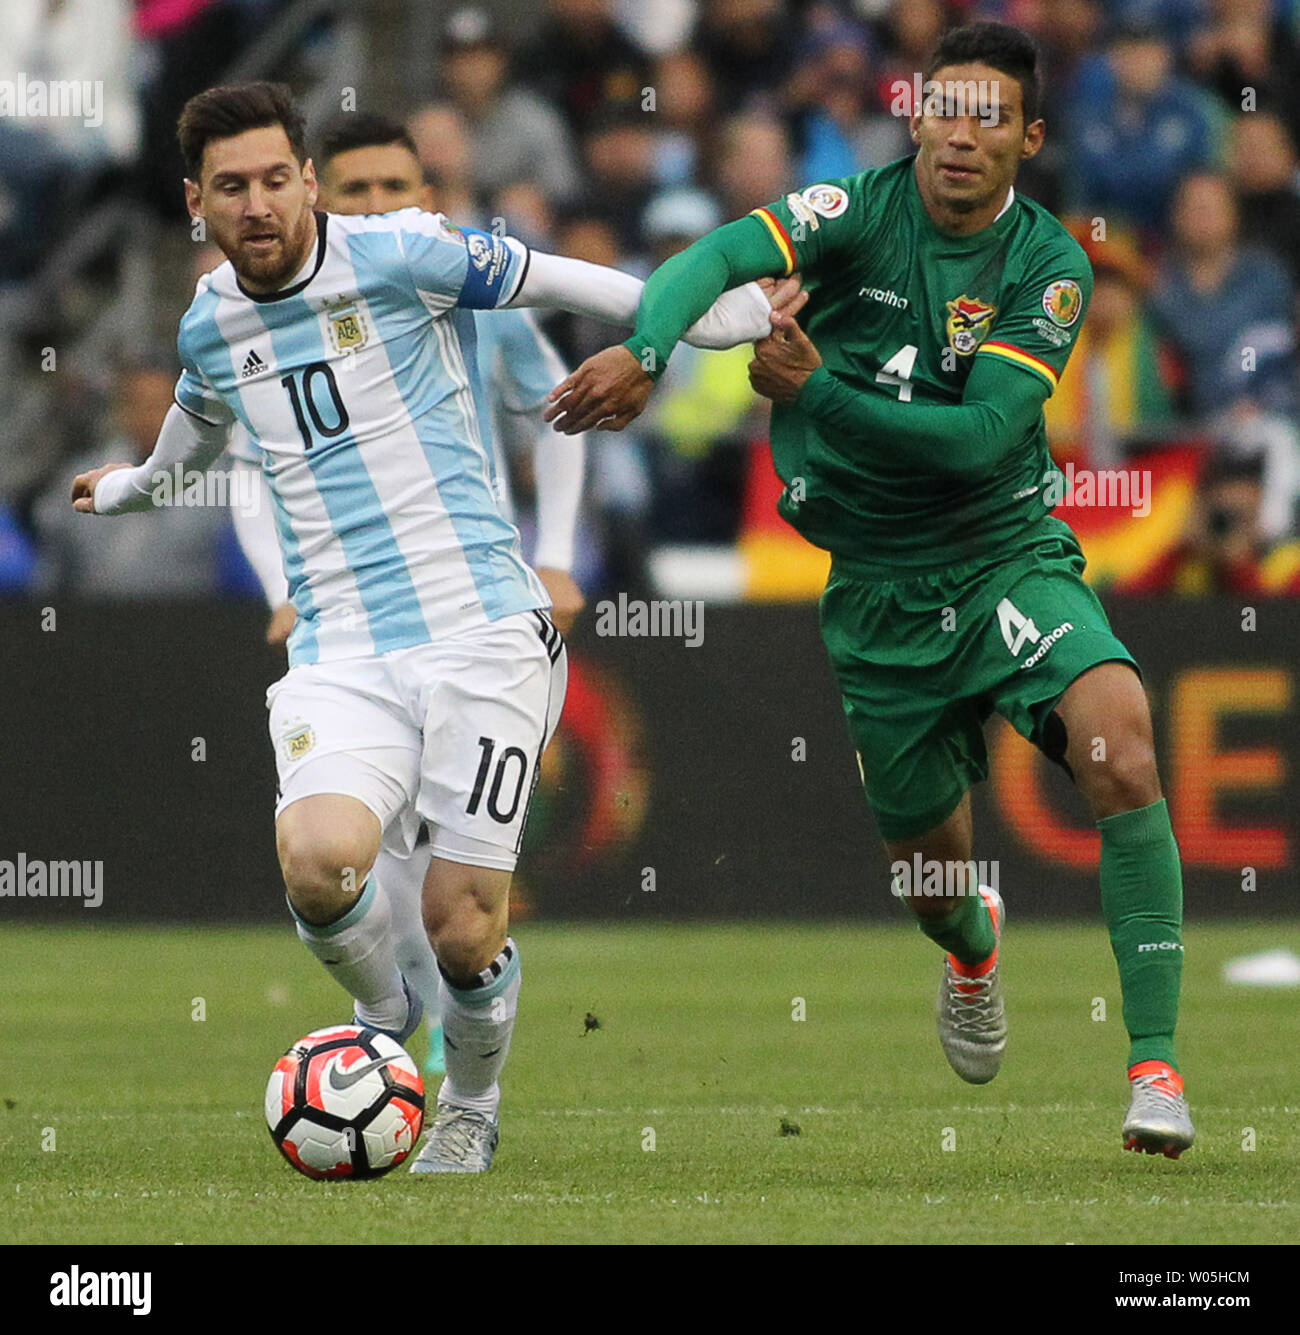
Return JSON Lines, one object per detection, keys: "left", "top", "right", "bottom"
{"left": 72, "top": 404, "right": 231, "bottom": 515}
{"left": 544, "top": 217, "right": 801, "bottom": 435}
{"left": 750, "top": 320, "right": 1050, "bottom": 481}
{"left": 504, "top": 249, "right": 797, "bottom": 350}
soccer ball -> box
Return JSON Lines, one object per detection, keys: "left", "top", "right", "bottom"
{"left": 265, "top": 1024, "right": 425, "bottom": 1180}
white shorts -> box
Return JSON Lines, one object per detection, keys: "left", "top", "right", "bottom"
{"left": 267, "top": 611, "right": 567, "bottom": 871}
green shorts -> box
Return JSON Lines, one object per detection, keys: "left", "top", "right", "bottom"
{"left": 819, "top": 528, "right": 1138, "bottom": 842}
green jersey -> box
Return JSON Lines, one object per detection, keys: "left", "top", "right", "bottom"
{"left": 627, "top": 155, "right": 1093, "bottom": 574}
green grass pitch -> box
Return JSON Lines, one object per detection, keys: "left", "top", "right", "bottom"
{"left": 1, "top": 920, "right": 1296, "bottom": 1244}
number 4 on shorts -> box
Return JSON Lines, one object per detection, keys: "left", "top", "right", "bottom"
{"left": 996, "top": 597, "right": 1041, "bottom": 656}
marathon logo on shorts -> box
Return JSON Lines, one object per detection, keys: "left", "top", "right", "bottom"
{"left": 996, "top": 597, "right": 1073, "bottom": 669}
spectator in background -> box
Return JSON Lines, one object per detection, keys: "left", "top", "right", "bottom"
{"left": 614, "top": 0, "right": 693, "bottom": 58}
{"left": 1188, "top": 0, "right": 1300, "bottom": 151}
{"left": 434, "top": 6, "right": 581, "bottom": 206}
{"left": 515, "top": 0, "right": 650, "bottom": 137}
{"left": 1066, "top": 22, "right": 1217, "bottom": 233}
{"left": 134, "top": 0, "right": 278, "bottom": 220}
{"left": 696, "top": 0, "right": 800, "bottom": 109}
{"left": 1149, "top": 172, "right": 1299, "bottom": 538}
{"left": 408, "top": 102, "right": 558, "bottom": 251}
{"left": 1150, "top": 172, "right": 1296, "bottom": 421}
{"left": 1014, "top": 0, "right": 1105, "bottom": 212}
{"left": 872, "top": 0, "right": 952, "bottom": 101}
{"left": 487, "top": 181, "right": 555, "bottom": 252}
{"left": 31, "top": 359, "right": 234, "bottom": 595}
{"left": 0, "top": 497, "right": 37, "bottom": 592}
{"left": 649, "top": 48, "right": 716, "bottom": 188}
{"left": 407, "top": 100, "right": 480, "bottom": 223}
{"left": 784, "top": 18, "right": 910, "bottom": 180}
{"left": 1129, "top": 450, "right": 1300, "bottom": 594}
{"left": 1228, "top": 110, "right": 1300, "bottom": 289}
{"left": 580, "top": 106, "right": 659, "bottom": 254}
{"left": 1106, "top": 0, "right": 1207, "bottom": 51}
{"left": 713, "top": 112, "right": 792, "bottom": 219}
{"left": 636, "top": 187, "right": 765, "bottom": 548}
{"left": 0, "top": 0, "right": 140, "bottom": 282}
{"left": 1044, "top": 221, "right": 1175, "bottom": 467}
{"left": 546, "top": 212, "right": 632, "bottom": 370}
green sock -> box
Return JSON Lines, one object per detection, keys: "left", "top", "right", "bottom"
{"left": 1098, "top": 799, "right": 1183, "bottom": 1071}
{"left": 915, "top": 882, "right": 995, "bottom": 966}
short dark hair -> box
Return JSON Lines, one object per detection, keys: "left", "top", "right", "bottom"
{"left": 317, "top": 112, "right": 419, "bottom": 169}
{"left": 924, "top": 21, "right": 1043, "bottom": 128}
{"left": 177, "top": 81, "right": 308, "bottom": 180}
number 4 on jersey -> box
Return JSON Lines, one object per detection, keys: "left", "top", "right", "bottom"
{"left": 876, "top": 344, "right": 918, "bottom": 402}
{"left": 996, "top": 597, "right": 1041, "bottom": 656}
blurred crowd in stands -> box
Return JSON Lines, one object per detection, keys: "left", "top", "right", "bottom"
{"left": 3, "top": 0, "right": 1300, "bottom": 599}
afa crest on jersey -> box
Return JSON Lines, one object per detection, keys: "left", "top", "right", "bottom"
{"left": 945, "top": 294, "right": 998, "bottom": 355}
{"left": 325, "top": 298, "right": 370, "bottom": 354}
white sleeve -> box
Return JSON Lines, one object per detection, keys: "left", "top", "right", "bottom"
{"left": 681, "top": 282, "right": 780, "bottom": 349}
{"left": 92, "top": 404, "right": 230, "bottom": 515}
{"left": 504, "top": 250, "right": 775, "bottom": 348}
{"left": 531, "top": 426, "right": 585, "bottom": 572}
{"left": 230, "top": 458, "right": 289, "bottom": 607}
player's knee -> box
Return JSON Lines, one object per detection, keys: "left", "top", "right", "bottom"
{"left": 1084, "top": 732, "right": 1161, "bottom": 817}
{"left": 277, "top": 826, "right": 371, "bottom": 921}
{"left": 427, "top": 900, "right": 507, "bottom": 981}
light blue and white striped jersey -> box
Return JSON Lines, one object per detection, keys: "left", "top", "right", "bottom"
{"left": 176, "top": 208, "right": 549, "bottom": 666}
{"left": 226, "top": 305, "right": 565, "bottom": 515}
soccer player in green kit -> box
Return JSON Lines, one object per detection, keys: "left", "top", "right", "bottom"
{"left": 546, "top": 22, "right": 1194, "bottom": 1158}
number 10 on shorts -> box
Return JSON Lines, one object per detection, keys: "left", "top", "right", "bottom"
{"left": 467, "top": 736, "right": 530, "bottom": 824}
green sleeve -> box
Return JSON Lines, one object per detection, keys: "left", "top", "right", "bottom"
{"left": 795, "top": 354, "right": 1050, "bottom": 482}
{"left": 622, "top": 215, "right": 791, "bottom": 380}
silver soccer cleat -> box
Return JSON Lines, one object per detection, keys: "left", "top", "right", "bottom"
{"left": 408, "top": 1102, "right": 499, "bottom": 1174}
{"left": 1123, "top": 1067, "right": 1195, "bottom": 1158}
{"left": 936, "top": 886, "right": 1006, "bottom": 1085}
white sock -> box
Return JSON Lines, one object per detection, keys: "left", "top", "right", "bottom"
{"left": 375, "top": 842, "right": 440, "bottom": 1022}
{"left": 437, "top": 939, "right": 521, "bottom": 1121}
{"left": 292, "top": 877, "right": 407, "bottom": 1032}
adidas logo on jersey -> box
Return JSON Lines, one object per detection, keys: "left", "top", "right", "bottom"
{"left": 241, "top": 349, "right": 267, "bottom": 379}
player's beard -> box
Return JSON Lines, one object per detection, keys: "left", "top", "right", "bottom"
{"left": 231, "top": 208, "right": 314, "bottom": 289}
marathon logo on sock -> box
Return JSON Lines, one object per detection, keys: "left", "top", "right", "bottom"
{"left": 1136, "top": 941, "right": 1184, "bottom": 952}
{"left": 50, "top": 1266, "right": 151, "bottom": 1316}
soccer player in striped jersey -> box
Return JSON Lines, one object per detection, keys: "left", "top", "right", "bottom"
{"left": 72, "top": 82, "right": 803, "bottom": 1174}
{"left": 229, "top": 112, "right": 590, "bottom": 1078}
{"left": 547, "top": 24, "right": 1195, "bottom": 1158}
